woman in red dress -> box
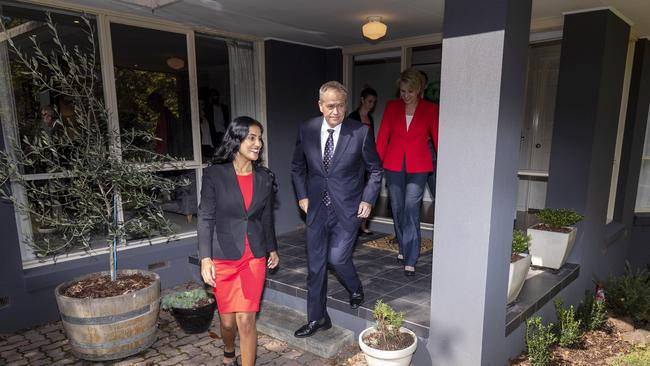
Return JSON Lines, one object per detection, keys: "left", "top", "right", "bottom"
{"left": 198, "top": 116, "right": 280, "bottom": 366}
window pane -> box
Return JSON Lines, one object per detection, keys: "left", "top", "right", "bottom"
{"left": 195, "top": 33, "right": 230, "bottom": 161}
{"left": 635, "top": 160, "right": 650, "bottom": 211}
{"left": 111, "top": 23, "right": 194, "bottom": 161}
{"left": 0, "top": 6, "right": 101, "bottom": 174}
{"left": 123, "top": 169, "right": 198, "bottom": 241}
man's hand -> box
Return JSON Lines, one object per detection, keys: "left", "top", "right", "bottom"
{"left": 298, "top": 198, "right": 309, "bottom": 213}
{"left": 357, "top": 201, "right": 372, "bottom": 218}
{"left": 200, "top": 257, "right": 216, "bottom": 287}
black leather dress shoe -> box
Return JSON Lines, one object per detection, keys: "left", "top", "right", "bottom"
{"left": 294, "top": 317, "right": 332, "bottom": 338}
{"left": 350, "top": 286, "right": 364, "bottom": 309}
{"left": 396, "top": 256, "right": 404, "bottom": 265}
{"left": 404, "top": 268, "right": 416, "bottom": 277}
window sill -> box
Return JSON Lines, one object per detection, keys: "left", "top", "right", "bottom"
{"left": 506, "top": 263, "right": 580, "bottom": 336}
{"left": 633, "top": 213, "right": 650, "bottom": 226}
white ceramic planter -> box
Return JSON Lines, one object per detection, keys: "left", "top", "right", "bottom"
{"left": 528, "top": 225, "right": 577, "bottom": 270}
{"left": 507, "top": 254, "right": 531, "bottom": 304}
{"left": 359, "top": 327, "right": 418, "bottom": 366}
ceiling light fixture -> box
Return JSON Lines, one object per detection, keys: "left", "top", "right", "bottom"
{"left": 166, "top": 56, "right": 185, "bottom": 70}
{"left": 362, "top": 16, "right": 387, "bottom": 40}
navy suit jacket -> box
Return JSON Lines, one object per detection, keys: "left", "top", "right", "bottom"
{"left": 198, "top": 163, "right": 278, "bottom": 260}
{"left": 291, "top": 117, "right": 383, "bottom": 232}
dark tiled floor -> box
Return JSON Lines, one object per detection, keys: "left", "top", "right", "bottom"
{"left": 266, "top": 229, "right": 433, "bottom": 337}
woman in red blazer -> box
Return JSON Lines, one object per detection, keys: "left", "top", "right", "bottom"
{"left": 376, "top": 68, "right": 439, "bottom": 276}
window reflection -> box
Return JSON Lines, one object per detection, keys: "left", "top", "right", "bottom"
{"left": 111, "top": 23, "right": 194, "bottom": 161}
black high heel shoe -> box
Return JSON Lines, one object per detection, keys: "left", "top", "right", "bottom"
{"left": 396, "top": 255, "right": 404, "bottom": 265}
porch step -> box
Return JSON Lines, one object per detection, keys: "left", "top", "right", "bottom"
{"left": 257, "top": 301, "right": 355, "bottom": 359}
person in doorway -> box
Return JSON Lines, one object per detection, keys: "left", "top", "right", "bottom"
{"left": 347, "top": 87, "right": 378, "bottom": 236}
{"left": 291, "top": 81, "right": 383, "bottom": 337}
{"left": 40, "top": 105, "right": 64, "bottom": 139}
{"left": 147, "top": 92, "right": 177, "bottom": 155}
{"left": 198, "top": 116, "right": 280, "bottom": 366}
{"left": 376, "top": 68, "right": 439, "bottom": 276}
{"left": 208, "top": 88, "right": 230, "bottom": 148}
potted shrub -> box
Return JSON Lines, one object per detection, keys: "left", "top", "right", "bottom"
{"left": 359, "top": 300, "right": 418, "bottom": 366}
{"left": 0, "top": 15, "right": 185, "bottom": 360}
{"left": 508, "top": 230, "right": 532, "bottom": 304}
{"left": 161, "top": 287, "right": 217, "bottom": 334}
{"left": 528, "top": 208, "right": 584, "bottom": 270}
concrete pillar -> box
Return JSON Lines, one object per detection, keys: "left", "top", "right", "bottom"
{"left": 429, "top": 0, "right": 531, "bottom": 365}
{"left": 545, "top": 9, "right": 630, "bottom": 282}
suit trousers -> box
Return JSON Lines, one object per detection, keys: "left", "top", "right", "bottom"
{"left": 386, "top": 167, "right": 428, "bottom": 267}
{"left": 305, "top": 204, "right": 361, "bottom": 321}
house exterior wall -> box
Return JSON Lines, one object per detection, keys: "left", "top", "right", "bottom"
{"left": 264, "top": 40, "right": 343, "bottom": 234}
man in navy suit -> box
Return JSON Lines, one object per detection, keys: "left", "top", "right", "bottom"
{"left": 291, "top": 81, "right": 383, "bottom": 337}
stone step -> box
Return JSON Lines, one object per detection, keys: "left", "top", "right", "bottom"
{"left": 257, "top": 301, "right": 355, "bottom": 359}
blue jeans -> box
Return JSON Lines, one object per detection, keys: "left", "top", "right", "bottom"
{"left": 385, "top": 167, "right": 428, "bottom": 267}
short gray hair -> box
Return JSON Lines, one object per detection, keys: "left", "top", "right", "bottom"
{"left": 319, "top": 81, "right": 348, "bottom": 100}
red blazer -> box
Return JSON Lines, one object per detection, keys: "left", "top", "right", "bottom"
{"left": 376, "top": 99, "right": 439, "bottom": 173}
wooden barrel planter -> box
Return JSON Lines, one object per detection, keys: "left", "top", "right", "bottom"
{"left": 54, "top": 269, "right": 160, "bottom": 361}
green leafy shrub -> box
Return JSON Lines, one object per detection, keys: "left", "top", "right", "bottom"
{"left": 366, "top": 299, "right": 412, "bottom": 351}
{"left": 576, "top": 290, "right": 607, "bottom": 331}
{"left": 526, "top": 316, "right": 557, "bottom": 366}
{"left": 535, "top": 208, "right": 583, "bottom": 229}
{"left": 161, "top": 288, "right": 213, "bottom": 310}
{"left": 512, "top": 229, "right": 531, "bottom": 256}
{"left": 553, "top": 299, "right": 582, "bottom": 347}
{"left": 604, "top": 263, "right": 650, "bottom": 324}
{"left": 611, "top": 345, "right": 650, "bottom": 366}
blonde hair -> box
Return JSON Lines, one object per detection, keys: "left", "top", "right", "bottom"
{"left": 319, "top": 81, "right": 348, "bottom": 100}
{"left": 397, "top": 68, "right": 425, "bottom": 93}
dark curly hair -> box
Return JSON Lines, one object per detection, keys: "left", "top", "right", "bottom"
{"left": 213, "top": 116, "right": 277, "bottom": 192}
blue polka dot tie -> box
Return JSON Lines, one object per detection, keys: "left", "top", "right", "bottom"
{"left": 322, "top": 129, "right": 334, "bottom": 206}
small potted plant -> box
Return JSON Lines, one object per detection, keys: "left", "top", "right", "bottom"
{"left": 528, "top": 208, "right": 584, "bottom": 270}
{"left": 508, "top": 230, "right": 532, "bottom": 304}
{"left": 359, "top": 300, "right": 418, "bottom": 366}
{"left": 161, "top": 287, "right": 217, "bottom": 334}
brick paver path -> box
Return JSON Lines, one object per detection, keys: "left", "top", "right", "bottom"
{"left": 0, "top": 286, "right": 366, "bottom": 366}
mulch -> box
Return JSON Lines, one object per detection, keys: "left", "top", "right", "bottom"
{"left": 362, "top": 234, "right": 433, "bottom": 254}
{"left": 509, "top": 321, "right": 633, "bottom": 366}
{"left": 60, "top": 273, "right": 154, "bottom": 298}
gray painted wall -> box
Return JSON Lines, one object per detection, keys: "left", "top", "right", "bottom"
{"left": 430, "top": 0, "right": 532, "bottom": 364}
{"left": 264, "top": 40, "right": 342, "bottom": 234}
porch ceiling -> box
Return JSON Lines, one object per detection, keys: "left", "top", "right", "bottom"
{"left": 41, "top": 0, "right": 650, "bottom": 47}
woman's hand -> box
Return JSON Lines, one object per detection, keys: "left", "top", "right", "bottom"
{"left": 267, "top": 251, "right": 279, "bottom": 269}
{"left": 200, "top": 257, "right": 216, "bottom": 287}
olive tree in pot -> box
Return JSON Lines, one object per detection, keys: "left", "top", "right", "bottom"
{"left": 0, "top": 15, "right": 186, "bottom": 361}
{"left": 508, "top": 230, "right": 531, "bottom": 304}
{"left": 161, "top": 287, "right": 216, "bottom": 334}
{"left": 528, "top": 208, "right": 584, "bottom": 270}
{"left": 359, "top": 300, "right": 418, "bottom": 366}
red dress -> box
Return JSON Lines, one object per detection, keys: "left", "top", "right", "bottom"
{"left": 212, "top": 173, "right": 266, "bottom": 313}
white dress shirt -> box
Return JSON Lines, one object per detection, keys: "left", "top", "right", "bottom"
{"left": 320, "top": 119, "right": 342, "bottom": 157}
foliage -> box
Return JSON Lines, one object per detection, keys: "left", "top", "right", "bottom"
{"left": 610, "top": 345, "right": 650, "bottom": 366}
{"left": 161, "top": 288, "right": 212, "bottom": 310}
{"left": 576, "top": 290, "right": 607, "bottom": 331}
{"left": 526, "top": 316, "right": 557, "bottom": 366}
{"left": 553, "top": 299, "right": 582, "bottom": 348}
{"left": 370, "top": 299, "right": 410, "bottom": 348}
{"left": 535, "top": 208, "right": 583, "bottom": 229}
{"left": 0, "top": 14, "right": 185, "bottom": 276}
{"left": 512, "top": 229, "right": 531, "bottom": 256}
{"left": 604, "top": 263, "right": 650, "bottom": 324}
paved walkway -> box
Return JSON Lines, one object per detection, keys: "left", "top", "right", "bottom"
{"left": 0, "top": 286, "right": 367, "bottom": 366}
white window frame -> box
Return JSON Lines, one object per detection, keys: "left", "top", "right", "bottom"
{"left": 4, "top": 0, "right": 266, "bottom": 268}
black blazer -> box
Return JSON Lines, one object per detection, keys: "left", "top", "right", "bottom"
{"left": 198, "top": 163, "right": 277, "bottom": 260}
{"left": 347, "top": 109, "right": 375, "bottom": 137}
